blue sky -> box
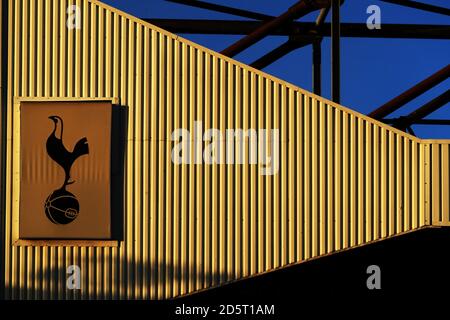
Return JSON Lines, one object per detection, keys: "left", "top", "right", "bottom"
{"left": 103, "top": 0, "right": 449, "bottom": 139}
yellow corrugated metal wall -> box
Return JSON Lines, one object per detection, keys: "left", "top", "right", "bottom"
{"left": 0, "top": 0, "right": 6, "bottom": 300}
{"left": 430, "top": 142, "right": 450, "bottom": 226}
{"left": 2, "top": 0, "right": 449, "bottom": 299}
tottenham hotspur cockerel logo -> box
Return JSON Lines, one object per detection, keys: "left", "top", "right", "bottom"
{"left": 44, "top": 115, "right": 89, "bottom": 224}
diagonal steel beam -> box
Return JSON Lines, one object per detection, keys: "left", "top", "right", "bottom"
{"left": 249, "top": 5, "right": 331, "bottom": 71}
{"left": 384, "top": 119, "right": 450, "bottom": 125}
{"left": 250, "top": 38, "right": 312, "bottom": 70}
{"left": 368, "top": 64, "right": 450, "bottom": 120}
{"left": 316, "top": 6, "right": 331, "bottom": 25}
{"left": 391, "top": 89, "right": 450, "bottom": 129}
{"left": 165, "top": 0, "right": 275, "bottom": 20}
{"left": 380, "top": 0, "right": 450, "bottom": 17}
{"left": 220, "top": 0, "right": 330, "bottom": 57}
{"left": 248, "top": 6, "right": 333, "bottom": 72}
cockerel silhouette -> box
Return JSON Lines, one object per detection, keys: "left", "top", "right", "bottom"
{"left": 46, "top": 115, "right": 89, "bottom": 188}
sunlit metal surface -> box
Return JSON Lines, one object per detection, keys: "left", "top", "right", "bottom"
{"left": 2, "top": 0, "right": 449, "bottom": 299}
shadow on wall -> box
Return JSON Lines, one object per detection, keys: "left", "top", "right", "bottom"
{"left": 4, "top": 257, "right": 231, "bottom": 300}
{"left": 111, "top": 104, "right": 127, "bottom": 241}
{"left": 4, "top": 227, "right": 450, "bottom": 301}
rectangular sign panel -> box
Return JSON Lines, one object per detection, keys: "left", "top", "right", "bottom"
{"left": 19, "top": 101, "right": 112, "bottom": 239}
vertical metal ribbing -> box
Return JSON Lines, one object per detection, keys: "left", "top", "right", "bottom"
{"left": 180, "top": 41, "right": 188, "bottom": 295}
{"left": 411, "top": 141, "right": 418, "bottom": 230}
{"left": 420, "top": 143, "right": 427, "bottom": 226}
{"left": 149, "top": 28, "right": 157, "bottom": 299}
{"left": 0, "top": 0, "right": 4, "bottom": 295}
{"left": 74, "top": 0, "right": 81, "bottom": 98}
{"left": 365, "top": 122, "right": 372, "bottom": 243}
{"left": 28, "top": 0, "right": 35, "bottom": 96}
{"left": 297, "top": 92, "right": 304, "bottom": 262}
{"left": 319, "top": 100, "right": 326, "bottom": 255}
{"left": 218, "top": 59, "right": 226, "bottom": 282}
{"left": 129, "top": 18, "right": 137, "bottom": 301}
{"left": 288, "top": 89, "right": 296, "bottom": 264}
{"left": 67, "top": 0, "right": 73, "bottom": 97}
{"left": 203, "top": 51, "right": 211, "bottom": 287}
{"left": 234, "top": 65, "right": 242, "bottom": 280}
{"left": 441, "top": 144, "right": 449, "bottom": 224}
{"left": 431, "top": 144, "right": 441, "bottom": 224}
{"left": 59, "top": 0, "right": 66, "bottom": 99}
{"left": 414, "top": 141, "right": 420, "bottom": 228}
{"left": 327, "top": 105, "right": 334, "bottom": 253}
{"left": 349, "top": 114, "right": 356, "bottom": 246}
{"left": 257, "top": 75, "right": 264, "bottom": 274}
{"left": 334, "top": 109, "right": 342, "bottom": 251}
{"left": 266, "top": 79, "right": 274, "bottom": 271}
{"left": 9, "top": 0, "right": 19, "bottom": 300}
{"left": 196, "top": 48, "right": 204, "bottom": 290}
{"left": 121, "top": 15, "right": 130, "bottom": 300}
{"left": 172, "top": 39, "right": 180, "bottom": 297}
{"left": 249, "top": 71, "right": 256, "bottom": 276}
{"left": 2, "top": 0, "right": 10, "bottom": 299}
{"left": 104, "top": 7, "right": 111, "bottom": 100}
{"left": 303, "top": 94, "right": 310, "bottom": 260}
{"left": 227, "top": 62, "right": 233, "bottom": 279}
{"left": 43, "top": 0, "right": 50, "bottom": 97}
{"left": 211, "top": 54, "right": 219, "bottom": 285}
{"left": 110, "top": 6, "right": 119, "bottom": 300}
{"left": 402, "top": 138, "right": 412, "bottom": 231}
{"left": 164, "top": 35, "right": 173, "bottom": 299}
{"left": 396, "top": 135, "right": 403, "bottom": 234}
{"left": 380, "top": 128, "right": 387, "bottom": 238}
{"left": 190, "top": 46, "right": 197, "bottom": 290}
{"left": 97, "top": 6, "right": 104, "bottom": 98}
{"left": 157, "top": 32, "right": 166, "bottom": 300}
{"left": 21, "top": 0, "right": 28, "bottom": 97}
{"left": 372, "top": 125, "right": 379, "bottom": 240}
{"left": 4, "top": 0, "right": 449, "bottom": 300}
{"left": 52, "top": 0, "right": 58, "bottom": 97}
{"left": 18, "top": 0, "right": 26, "bottom": 301}
{"left": 268, "top": 81, "right": 272, "bottom": 266}
{"left": 134, "top": 22, "right": 143, "bottom": 300}
{"left": 424, "top": 143, "right": 431, "bottom": 225}
{"left": 343, "top": 112, "right": 349, "bottom": 246}
{"left": 241, "top": 68, "right": 249, "bottom": 278}
{"left": 293, "top": 92, "right": 299, "bottom": 262}
{"left": 279, "top": 85, "right": 286, "bottom": 267}
{"left": 81, "top": 0, "right": 88, "bottom": 97}
{"left": 311, "top": 98, "right": 318, "bottom": 257}
{"left": 388, "top": 131, "right": 395, "bottom": 236}
{"left": 97, "top": 7, "right": 105, "bottom": 301}
{"left": 357, "top": 118, "right": 364, "bottom": 245}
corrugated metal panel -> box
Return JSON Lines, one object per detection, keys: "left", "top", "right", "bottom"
{"left": 2, "top": 0, "right": 449, "bottom": 299}
{"left": 429, "top": 142, "right": 450, "bottom": 226}
{"left": 0, "top": 0, "right": 7, "bottom": 301}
